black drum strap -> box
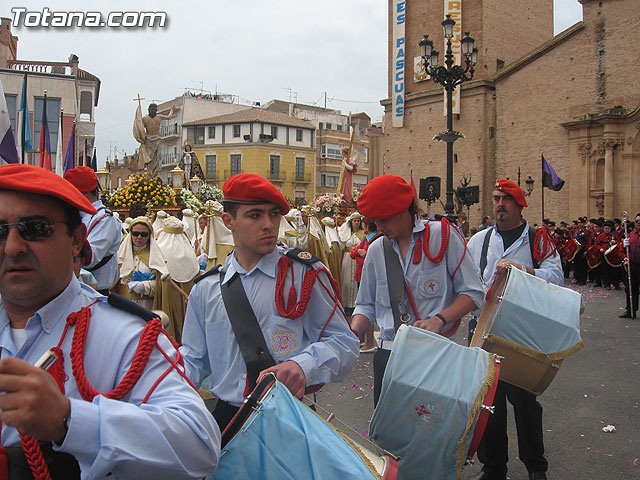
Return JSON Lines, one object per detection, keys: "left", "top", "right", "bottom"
{"left": 382, "top": 237, "right": 409, "bottom": 331}
{"left": 480, "top": 226, "right": 539, "bottom": 278}
{"left": 219, "top": 270, "right": 276, "bottom": 392}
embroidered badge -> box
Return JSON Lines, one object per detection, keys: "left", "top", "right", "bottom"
{"left": 297, "top": 251, "right": 312, "bottom": 260}
{"left": 424, "top": 278, "right": 441, "bottom": 296}
{"left": 409, "top": 398, "right": 441, "bottom": 428}
{"left": 271, "top": 329, "right": 297, "bottom": 356}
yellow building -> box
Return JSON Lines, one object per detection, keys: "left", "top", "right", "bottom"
{"left": 183, "top": 109, "right": 316, "bottom": 201}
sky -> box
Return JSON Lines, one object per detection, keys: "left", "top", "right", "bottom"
{"left": 3, "top": 0, "right": 583, "bottom": 166}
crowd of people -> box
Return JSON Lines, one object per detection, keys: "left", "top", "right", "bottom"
{"left": 1, "top": 162, "right": 637, "bottom": 479}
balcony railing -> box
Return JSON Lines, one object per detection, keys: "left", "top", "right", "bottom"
{"left": 7, "top": 59, "right": 75, "bottom": 76}
{"left": 160, "top": 123, "right": 181, "bottom": 139}
{"left": 293, "top": 172, "right": 312, "bottom": 183}
{"left": 269, "top": 171, "right": 287, "bottom": 182}
{"left": 161, "top": 152, "right": 177, "bottom": 166}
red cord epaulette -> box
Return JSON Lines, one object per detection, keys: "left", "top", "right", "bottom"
{"left": 412, "top": 218, "right": 451, "bottom": 265}
{"left": 533, "top": 227, "right": 557, "bottom": 264}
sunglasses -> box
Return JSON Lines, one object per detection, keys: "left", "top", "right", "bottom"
{"left": 0, "top": 218, "right": 67, "bottom": 243}
{"left": 131, "top": 231, "right": 150, "bottom": 238}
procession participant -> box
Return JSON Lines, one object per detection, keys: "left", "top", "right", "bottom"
{"left": 283, "top": 208, "right": 308, "bottom": 250}
{"left": 467, "top": 179, "right": 562, "bottom": 480}
{"left": 619, "top": 213, "right": 640, "bottom": 318}
{"left": 181, "top": 208, "right": 198, "bottom": 246}
{"left": 155, "top": 216, "right": 200, "bottom": 343}
{"left": 321, "top": 216, "right": 343, "bottom": 288}
{"left": 587, "top": 218, "right": 604, "bottom": 287}
{"left": 180, "top": 173, "right": 359, "bottom": 431}
{"left": 73, "top": 239, "right": 98, "bottom": 290}
{"left": 0, "top": 164, "right": 220, "bottom": 479}
{"left": 64, "top": 166, "right": 121, "bottom": 295}
{"left": 596, "top": 221, "right": 619, "bottom": 290}
{"left": 350, "top": 216, "right": 383, "bottom": 352}
{"left": 278, "top": 210, "right": 298, "bottom": 247}
{"left": 122, "top": 216, "right": 133, "bottom": 236}
{"left": 349, "top": 175, "right": 484, "bottom": 405}
{"left": 573, "top": 217, "right": 591, "bottom": 285}
{"left": 152, "top": 210, "right": 169, "bottom": 239}
{"left": 338, "top": 212, "right": 365, "bottom": 318}
{"left": 301, "top": 206, "right": 331, "bottom": 268}
{"left": 114, "top": 216, "right": 168, "bottom": 309}
{"left": 200, "top": 200, "right": 235, "bottom": 269}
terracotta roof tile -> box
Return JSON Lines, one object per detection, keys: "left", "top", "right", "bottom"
{"left": 183, "top": 108, "right": 315, "bottom": 129}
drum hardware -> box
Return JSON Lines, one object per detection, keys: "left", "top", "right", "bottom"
{"left": 303, "top": 395, "right": 399, "bottom": 461}
{"left": 480, "top": 405, "right": 495, "bottom": 414}
{"left": 622, "top": 211, "right": 634, "bottom": 310}
{"left": 400, "top": 313, "right": 411, "bottom": 324}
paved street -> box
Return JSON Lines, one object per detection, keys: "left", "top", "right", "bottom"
{"left": 310, "top": 284, "right": 640, "bottom": 479}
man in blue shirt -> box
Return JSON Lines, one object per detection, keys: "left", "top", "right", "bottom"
{"left": 180, "top": 173, "right": 359, "bottom": 431}
{"left": 0, "top": 164, "right": 220, "bottom": 479}
{"left": 467, "top": 179, "right": 563, "bottom": 480}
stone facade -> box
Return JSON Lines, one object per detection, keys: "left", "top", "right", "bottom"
{"left": 383, "top": 0, "right": 640, "bottom": 224}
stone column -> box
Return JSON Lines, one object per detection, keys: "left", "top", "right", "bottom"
{"left": 603, "top": 139, "right": 617, "bottom": 219}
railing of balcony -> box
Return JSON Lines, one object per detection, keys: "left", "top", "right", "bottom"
{"left": 8, "top": 60, "right": 75, "bottom": 76}
{"left": 160, "top": 123, "right": 181, "bottom": 138}
{"left": 293, "top": 172, "right": 312, "bottom": 183}
{"left": 268, "top": 171, "right": 287, "bottom": 182}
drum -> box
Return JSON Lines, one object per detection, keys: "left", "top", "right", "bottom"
{"left": 585, "top": 244, "right": 602, "bottom": 269}
{"left": 369, "top": 325, "right": 500, "bottom": 480}
{"left": 210, "top": 375, "right": 397, "bottom": 480}
{"left": 470, "top": 265, "right": 584, "bottom": 395}
{"left": 604, "top": 242, "right": 624, "bottom": 268}
{"left": 564, "top": 238, "right": 581, "bottom": 262}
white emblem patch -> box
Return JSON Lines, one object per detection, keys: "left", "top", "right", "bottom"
{"left": 424, "top": 278, "right": 441, "bottom": 296}
{"left": 271, "top": 329, "right": 297, "bottom": 356}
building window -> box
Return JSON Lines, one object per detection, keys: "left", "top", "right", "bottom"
{"left": 233, "top": 125, "right": 241, "bottom": 137}
{"left": 489, "top": 127, "right": 496, "bottom": 139}
{"left": 318, "top": 122, "right": 323, "bottom": 130}
{"left": 295, "top": 157, "right": 305, "bottom": 180}
{"left": 4, "top": 94, "right": 17, "bottom": 135}
{"left": 320, "top": 143, "right": 342, "bottom": 160}
{"left": 271, "top": 126, "right": 278, "bottom": 138}
{"left": 194, "top": 126, "right": 205, "bottom": 144}
{"left": 206, "top": 155, "right": 217, "bottom": 178}
{"left": 296, "top": 129, "right": 303, "bottom": 142}
{"left": 230, "top": 154, "right": 242, "bottom": 175}
{"left": 321, "top": 173, "right": 339, "bottom": 187}
{"left": 34, "top": 97, "right": 61, "bottom": 153}
{"left": 325, "top": 123, "right": 331, "bottom": 130}
{"left": 336, "top": 125, "right": 343, "bottom": 131}
{"left": 208, "top": 126, "right": 216, "bottom": 139}
{"left": 270, "top": 155, "right": 280, "bottom": 178}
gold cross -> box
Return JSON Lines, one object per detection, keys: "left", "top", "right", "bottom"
{"left": 133, "top": 94, "right": 145, "bottom": 107}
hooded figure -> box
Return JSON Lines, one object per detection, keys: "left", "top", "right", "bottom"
{"left": 114, "top": 216, "right": 168, "bottom": 310}
{"left": 181, "top": 208, "right": 198, "bottom": 246}
{"left": 201, "top": 201, "right": 234, "bottom": 269}
{"left": 152, "top": 210, "right": 169, "bottom": 239}
{"left": 338, "top": 212, "right": 364, "bottom": 310}
{"left": 155, "top": 216, "right": 200, "bottom": 342}
{"left": 321, "top": 216, "right": 343, "bottom": 288}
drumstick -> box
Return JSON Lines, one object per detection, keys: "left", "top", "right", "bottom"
{"left": 161, "top": 273, "right": 190, "bottom": 301}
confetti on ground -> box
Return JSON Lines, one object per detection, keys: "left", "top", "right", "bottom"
{"left": 633, "top": 458, "right": 639, "bottom": 467}
{"left": 602, "top": 425, "right": 616, "bottom": 433}
{"left": 361, "top": 430, "right": 369, "bottom": 436}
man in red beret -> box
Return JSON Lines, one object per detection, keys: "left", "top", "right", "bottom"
{"left": 180, "top": 173, "right": 359, "bottom": 431}
{"left": 467, "top": 179, "right": 563, "bottom": 480}
{"left": 64, "top": 166, "right": 121, "bottom": 294}
{"left": 350, "top": 174, "right": 485, "bottom": 404}
{"left": 0, "top": 164, "right": 220, "bottom": 478}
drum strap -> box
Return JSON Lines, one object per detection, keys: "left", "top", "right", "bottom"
{"left": 220, "top": 270, "right": 276, "bottom": 392}
{"left": 383, "top": 237, "right": 409, "bottom": 331}
{"left": 480, "top": 226, "right": 539, "bottom": 277}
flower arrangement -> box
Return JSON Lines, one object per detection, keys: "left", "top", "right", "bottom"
{"left": 104, "top": 173, "right": 176, "bottom": 209}
{"left": 198, "top": 183, "right": 223, "bottom": 203}
{"left": 432, "top": 130, "right": 465, "bottom": 142}
{"left": 312, "top": 193, "right": 346, "bottom": 217}
{"left": 180, "top": 189, "right": 203, "bottom": 212}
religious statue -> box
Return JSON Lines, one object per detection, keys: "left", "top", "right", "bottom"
{"left": 177, "top": 144, "right": 206, "bottom": 188}
{"left": 133, "top": 95, "right": 177, "bottom": 175}
{"left": 337, "top": 125, "right": 365, "bottom": 202}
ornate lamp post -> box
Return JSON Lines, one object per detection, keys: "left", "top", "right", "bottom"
{"left": 96, "top": 167, "right": 110, "bottom": 193}
{"left": 170, "top": 166, "right": 185, "bottom": 191}
{"left": 420, "top": 15, "right": 478, "bottom": 221}
{"left": 189, "top": 176, "right": 202, "bottom": 194}
{"left": 517, "top": 167, "right": 535, "bottom": 196}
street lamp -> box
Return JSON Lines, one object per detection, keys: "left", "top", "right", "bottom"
{"left": 525, "top": 175, "right": 535, "bottom": 196}
{"left": 170, "top": 166, "right": 185, "bottom": 191}
{"left": 419, "top": 15, "right": 477, "bottom": 222}
{"left": 96, "top": 167, "right": 110, "bottom": 193}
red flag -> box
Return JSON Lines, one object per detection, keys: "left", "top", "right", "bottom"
{"left": 38, "top": 97, "right": 52, "bottom": 171}
{"left": 410, "top": 170, "right": 418, "bottom": 200}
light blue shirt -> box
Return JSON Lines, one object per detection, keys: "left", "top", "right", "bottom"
{"left": 467, "top": 221, "right": 564, "bottom": 312}
{"left": 82, "top": 199, "right": 121, "bottom": 290}
{"left": 0, "top": 276, "right": 220, "bottom": 479}
{"left": 353, "top": 220, "right": 485, "bottom": 342}
{"left": 180, "top": 247, "right": 360, "bottom": 407}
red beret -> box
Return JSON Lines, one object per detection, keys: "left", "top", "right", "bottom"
{"left": 64, "top": 166, "right": 98, "bottom": 193}
{"left": 223, "top": 173, "right": 289, "bottom": 214}
{"left": 495, "top": 179, "right": 527, "bottom": 208}
{"left": 357, "top": 174, "right": 414, "bottom": 219}
{"left": 0, "top": 164, "right": 97, "bottom": 214}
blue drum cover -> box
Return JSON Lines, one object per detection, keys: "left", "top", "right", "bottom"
{"left": 369, "top": 325, "right": 494, "bottom": 480}
{"left": 210, "top": 381, "right": 382, "bottom": 479}
{"left": 491, "top": 267, "right": 583, "bottom": 354}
